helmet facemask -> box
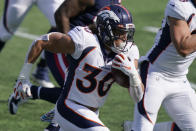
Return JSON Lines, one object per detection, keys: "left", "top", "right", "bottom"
{"left": 110, "top": 25, "right": 135, "bottom": 53}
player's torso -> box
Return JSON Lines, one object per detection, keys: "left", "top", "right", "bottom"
{"left": 70, "top": 0, "right": 121, "bottom": 28}
{"left": 62, "top": 27, "right": 114, "bottom": 108}
{"left": 146, "top": 0, "right": 196, "bottom": 77}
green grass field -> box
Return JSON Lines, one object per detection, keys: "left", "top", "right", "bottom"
{"left": 0, "top": 0, "right": 196, "bottom": 131}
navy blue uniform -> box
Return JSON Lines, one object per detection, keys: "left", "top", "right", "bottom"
{"left": 70, "top": 0, "right": 121, "bottom": 27}
{"left": 45, "top": 0, "right": 121, "bottom": 87}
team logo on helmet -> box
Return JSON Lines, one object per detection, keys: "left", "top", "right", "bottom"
{"left": 97, "top": 10, "right": 120, "bottom": 23}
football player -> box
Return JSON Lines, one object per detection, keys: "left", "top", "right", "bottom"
{"left": 8, "top": 0, "right": 122, "bottom": 113}
{"left": 7, "top": 0, "right": 132, "bottom": 130}
{"left": 124, "top": 0, "right": 196, "bottom": 130}
{"left": 0, "top": 0, "right": 65, "bottom": 87}
{"left": 13, "top": 4, "right": 144, "bottom": 131}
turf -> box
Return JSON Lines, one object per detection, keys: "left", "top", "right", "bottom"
{"left": 0, "top": 0, "right": 195, "bottom": 131}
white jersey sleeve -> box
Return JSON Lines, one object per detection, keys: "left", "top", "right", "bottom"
{"left": 68, "top": 26, "right": 85, "bottom": 59}
{"left": 165, "top": 0, "right": 191, "bottom": 24}
{"left": 124, "top": 42, "right": 140, "bottom": 60}
{"left": 130, "top": 44, "right": 140, "bottom": 60}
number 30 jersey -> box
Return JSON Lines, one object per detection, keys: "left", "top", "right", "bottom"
{"left": 58, "top": 26, "right": 139, "bottom": 108}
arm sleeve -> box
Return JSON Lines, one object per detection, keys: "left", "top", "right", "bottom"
{"left": 131, "top": 45, "right": 140, "bottom": 60}
{"left": 165, "top": 0, "right": 187, "bottom": 23}
{"left": 126, "top": 44, "right": 140, "bottom": 60}
{"left": 68, "top": 26, "right": 85, "bottom": 59}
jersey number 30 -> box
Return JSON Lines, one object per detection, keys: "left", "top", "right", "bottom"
{"left": 76, "top": 63, "right": 113, "bottom": 97}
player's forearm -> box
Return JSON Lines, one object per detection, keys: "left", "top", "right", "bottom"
{"left": 18, "top": 40, "right": 44, "bottom": 79}
{"left": 128, "top": 72, "right": 144, "bottom": 102}
{"left": 129, "top": 83, "right": 144, "bottom": 103}
{"left": 27, "top": 40, "right": 45, "bottom": 63}
{"left": 26, "top": 34, "right": 53, "bottom": 64}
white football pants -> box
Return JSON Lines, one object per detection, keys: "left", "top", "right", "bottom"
{"left": 0, "top": 0, "right": 64, "bottom": 42}
{"left": 55, "top": 99, "right": 110, "bottom": 131}
{"left": 132, "top": 64, "right": 196, "bottom": 131}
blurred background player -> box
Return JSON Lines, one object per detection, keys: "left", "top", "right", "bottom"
{"left": 13, "top": 4, "right": 143, "bottom": 130}
{"left": 0, "top": 0, "right": 65, "bottom": 87}
{"left": 124, "top": 0, "right": 196, "bottom": 130}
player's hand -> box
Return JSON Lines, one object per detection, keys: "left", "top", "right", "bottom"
{"left": 14, "top": 78, "right": 32, "bottom": 100}
{"left": 112, "top": 53, "right": 137, "bottom": 76}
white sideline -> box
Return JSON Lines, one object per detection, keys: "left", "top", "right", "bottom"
{"left": 144, "top": 26, "right": 196, "bottom": 90}
{"left": 13, "top": 27, "right": 196, "bottom": 90}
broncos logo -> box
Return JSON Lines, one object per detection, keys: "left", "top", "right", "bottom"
{"left": 97, "top": 10, "right": 120, "bottom": 22}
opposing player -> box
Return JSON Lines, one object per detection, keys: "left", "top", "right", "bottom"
{"left": 124, "top": 0, "right": 196, "bottom": 130}
{"left": 0, "top": 0, "right": 65, "bottom": 87}
{"left": 13, "top": 4, "right": 144, "bottom": 130}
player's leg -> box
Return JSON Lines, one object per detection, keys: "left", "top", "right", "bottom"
{"left": 30, "top": 85, "right": 62, "bottom": 103}
{"left": 0, "top": 0, "right": 34, "bottom": 51}
{"left": 8, "top": 85, "right": 62, "bottom": 114}
{"left": 131, "top": 62, "right": 165, "bottom": 131}
{"left": 163, "top": 79, "right": 196, "bottom": 131}
{"left": 32, "top": 49, "right": 67, "bottom": 130}
{"left": 39, "top": 50, "right": 69, "bottom": 130}
{"left": 55, "top": 99, "right": 109, "bottom": 131}
{"left": 45, "top": 51, "right": 68, "bottom": 87}
{"left": 36, "top": 0, "right": 64, "bottom": 28}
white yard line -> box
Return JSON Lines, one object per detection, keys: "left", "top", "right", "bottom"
{"left": 15, "top": 29, "right": 39, "bottom": 40}
{"left": 144, "top": 26, "right": 196, "bottom": 89}
{"left": 143, "top": 26, "right": 159, "bottom": 33}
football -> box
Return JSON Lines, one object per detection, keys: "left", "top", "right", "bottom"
{"left": 111, "top": 67, "right": 130, "bottom": 88}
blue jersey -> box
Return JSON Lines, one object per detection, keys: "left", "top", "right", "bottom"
{"left": 70, "top": 0, "right": 121, "bottom": 28}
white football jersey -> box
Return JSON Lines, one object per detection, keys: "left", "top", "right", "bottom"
{"left": 146, "top": 0, "right": 196, "bottom": 77}
{"left": 61, "top": 26, "right": 139, "bottom": 108}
